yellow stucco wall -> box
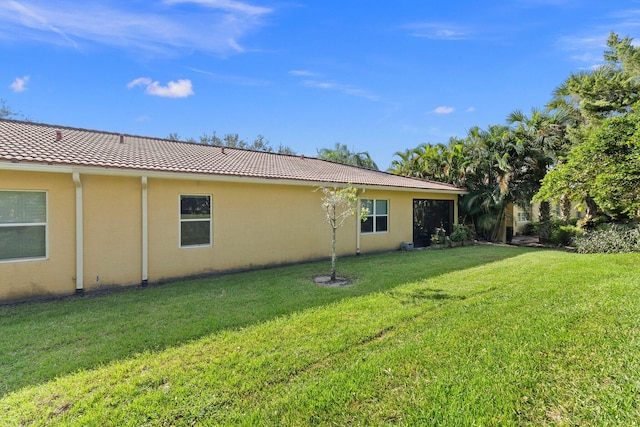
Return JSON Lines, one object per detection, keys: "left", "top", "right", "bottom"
{"left": 358, "top": 189, "right": 458, "bottom": 252}
{"left": 81, "top": 175, "right": 142, "bottom": 291}
{"left": 147, "top": 179, "right": 353, "bottom": 281}
{"left": 0, "top": 171, "right": 76, "bottom": 300}
{"left": 147, "top": 183, "right": 460, "bottom": 281}
{"left": 513, "top": 202, "right": 584, "bottom": 234}
{"left": 1, "top": 169, "right": 461, "bottom": 301}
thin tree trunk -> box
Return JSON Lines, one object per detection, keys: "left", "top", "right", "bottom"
{"left": 560, "top": 194, "right": 571, "bottom": 225}
{"left": 581, "top": 194, "right": 600, "bottom": 230}
{"left": 331, "top": 226, "right": 337, "bottom": 281}
{"left": 584, "top": 194, "right": 598, "bottom": 220}
{"left": 539, "top": 201, "right": 551, "bottom": 243}
{"left": 490, "top": 207, "right": 505, "bottom": 242}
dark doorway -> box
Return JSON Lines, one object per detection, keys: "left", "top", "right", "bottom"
{"left": 413, "top": 199, "right": 454, "bottom": 248}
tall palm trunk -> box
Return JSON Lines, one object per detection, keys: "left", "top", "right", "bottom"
{"left": 492, "top": 207, "right": 506, "bottom": 242}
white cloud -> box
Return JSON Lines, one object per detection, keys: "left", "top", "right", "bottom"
{"left": 517, "top": 0, "right": 571, "bottom": 5}
{"left": 404, "top": 22, "right": 469, "bottom": 40}
{"left": 301, "top": 79, "right": 379, "bottom": 101}
{"left": 10, "top": 75, "right": 29, "bottom": 92}
{"left": 146, "top": 79, "right": 194, "bottom": 97}
{"left": 289, "top": 69, "right": 379, "bottom": 101}
{"left": 163, "top": 0, "right": 271, "bottom": 16}
{"left": 127, "top": 77, "right": 153, "bottom": 89}
{"left": 557, "top": 34, "right": 608, "bottom": 63}
{"left": 289, "top": 70, "right": 317, "bottom": 77}
{"left": 127, "top": 77, "right": 194, "bottom": 98}
{"left": 4, "top": 0, "right": 78, "bottom": 49}
{"left": 466, "top": 106, "right": 475, "bottom": 113}
{"left": 555, "top": 8, "right": 640, "bottom": 66}
{"left": 0, "top": 0, "right": 273, "bottom": 55}
{"left": 434, "top": 106, "right": 455, "bottom": 114}
{"left": 189, "top": 67, "right": 270, "bottom": 86}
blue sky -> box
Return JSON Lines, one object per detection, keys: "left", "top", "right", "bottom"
{"left": 1, "top": 0, "right": 639, "bottom": 169}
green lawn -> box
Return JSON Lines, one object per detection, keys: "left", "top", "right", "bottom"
{"left": 2, "top": 246, "right": 640, "bottom": 425}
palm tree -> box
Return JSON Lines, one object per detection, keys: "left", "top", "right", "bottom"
{"left": 317, "top": 143, "right": 378, "bottom": 170}
{"left": 462, "top": 125, "right": 519, "bottom": 241}
{"left": 442, "top": 138, "right": 472, "bottom": 187}
{"left": 389, "top": 148, "right": 417, "bottom": 176}
{"left": 507, "top": 108, "right": 571, "bottom": 242}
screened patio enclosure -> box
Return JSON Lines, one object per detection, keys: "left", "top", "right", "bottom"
{"left": 412, "top": 199, "right": 454, "bottom": 248}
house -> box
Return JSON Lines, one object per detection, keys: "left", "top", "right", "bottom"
{"left": 512, "top": 202, "right": 584, "bottom": 234}
{"left": 0, "top": 119, "right": 466, "bottom": 301}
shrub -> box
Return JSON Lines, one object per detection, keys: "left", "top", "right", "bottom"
{"left": 573, "top": 224, "right": 640, "bottom": 253}
{"left": 522, "top": 222, "right": 538, "bottom": 236}
{"left": 551, "top": 225, "right": 583, "bottom": 246}
{"left": 431, "top": 226, "right": 448, "bottom": 245}
{"left": 577, "top": 215, "right": 610, "bottom": 231}
{"left": 450, "top": 224, "right": 473, "bottom": 242}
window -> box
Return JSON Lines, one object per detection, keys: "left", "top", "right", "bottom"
{"left": 361, "top": 199, "right": 388, "bottom": 233}
{"left": 180, "top": 195, "right": 212, "bottom": 247}
{"left": 0, "top": 190, "right": 47, "bottom": 261}
{"left": 518, "top": 206, "right": 531, "bottom": 222}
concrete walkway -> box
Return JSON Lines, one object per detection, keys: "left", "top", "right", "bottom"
{"left": 510, "top": 235, "right": 545, "bottom": 247}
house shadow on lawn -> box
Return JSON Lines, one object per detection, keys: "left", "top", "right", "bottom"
{"left": 0, "top": 246, "right": 537, "bottom": 397}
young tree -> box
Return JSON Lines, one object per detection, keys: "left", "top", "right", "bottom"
{"left": 318, "top": 185, "right": 367, "bottom": 281}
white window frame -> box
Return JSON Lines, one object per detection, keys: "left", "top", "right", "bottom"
{"left": 179, "top": 194, "right": 212, "bottom": 248}
{"left": 0, "top": 190, "right": 48, "bottom": 263}
{"left": 361, "top": 199, "right": 389, "bottom": 234}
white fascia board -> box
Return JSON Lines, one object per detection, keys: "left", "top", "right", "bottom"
{"left": 0, "top": 161, "right": 467, "bottom": 195}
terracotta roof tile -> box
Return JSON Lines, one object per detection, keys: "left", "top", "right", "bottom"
{"left": 0, "top": 119, "right": 465, "bottom": 193}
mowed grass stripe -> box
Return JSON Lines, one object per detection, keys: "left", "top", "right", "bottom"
{"left": 0, "top": 246, "right": 525, "bottom": 397}
{"left": 2, "top": 249, "right": 640, "bottom": 425}
{"left": 244, "top": 253, "right": 640, "bottom": 426}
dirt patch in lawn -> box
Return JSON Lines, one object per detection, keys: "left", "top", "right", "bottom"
{"left": 313, "top": 275, "right": 353, "bottom": 287}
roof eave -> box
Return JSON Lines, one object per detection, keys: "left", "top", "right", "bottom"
{"left": 0, "top": 160, "right": 468, "bottom": 194}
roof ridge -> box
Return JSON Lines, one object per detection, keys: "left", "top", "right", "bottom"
{"left": 0, "top": 118, "right": 317, "bottom": 161}
{"left": 0, "top": 117, "right": 142, "bottom": 140}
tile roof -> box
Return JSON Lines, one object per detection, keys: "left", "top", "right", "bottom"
{"left": 0, "top": 119, "right": 464, "bottom": 193}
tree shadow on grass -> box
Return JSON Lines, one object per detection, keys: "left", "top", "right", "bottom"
{"left": 388, "top": 285, "right": 501, "bottom": 306}
{"left": 390, "top": 287, "right": 467, "bottom": 304}
{"left": 0, "top": 246, "right": 538, "bottom": 396}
